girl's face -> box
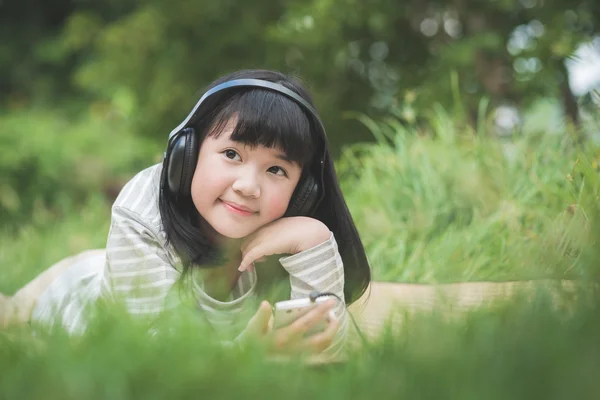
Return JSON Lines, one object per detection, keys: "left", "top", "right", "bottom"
{"left": 190, "top": 118, "right": 303, "bottom": 239}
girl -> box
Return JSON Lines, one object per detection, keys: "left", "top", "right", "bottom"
{"left": 1, "top": 69, "right": 371, "bottom": 357}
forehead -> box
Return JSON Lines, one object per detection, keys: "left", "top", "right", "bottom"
{"left": 204, "top": 93, "right": 316, "bottom": 168}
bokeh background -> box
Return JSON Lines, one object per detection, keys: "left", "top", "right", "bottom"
{"left": 3, "top": 2, "right": 600, "bottom": 398}
{"left": 1, "top": 0, "right": 600, "bottom": 288}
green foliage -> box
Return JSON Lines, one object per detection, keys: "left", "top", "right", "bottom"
{"left": 2, "top": 0, "right": 596, "bottom": 154}
{"left": 339, "top": 106, "right": 590, "bottom": 282}
{"left": 2, "top": 278, "right": 600, "bottom": 399}
{"left": 270, "top": 0, "right": 598, "bottom": 120}
{"left": 0, "top": 108, "right": 159, "bottom": 231}
{"left": 0, "top": 196, "right": 111, "bottom": 294}
{"left": 60, "top": 1, "right": 286, "bottom": 142}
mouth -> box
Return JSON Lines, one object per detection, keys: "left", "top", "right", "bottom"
{"left": 219, "top": 199, "right": 257, "bottom": 216}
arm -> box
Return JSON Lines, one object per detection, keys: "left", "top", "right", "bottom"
{"left": 237, "top": 216, "right": 350, "bottom": 357}
{"left": 104, "top": 206, "right": 259, "bottom": 334}
{"left": 101, "top": 206, "right": 181, "bottom": 317}
{"left": 279, "top": 231, "right": 349, "bottom": 358}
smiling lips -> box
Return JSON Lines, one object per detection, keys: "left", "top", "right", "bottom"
{"left": 220, "top": 199, "right": 257, "bottom": 216}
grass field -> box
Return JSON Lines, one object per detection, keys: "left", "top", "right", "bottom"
{"left": 2, "top": 104, "right": 600, "bottom": 399}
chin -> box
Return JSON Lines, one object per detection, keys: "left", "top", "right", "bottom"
{"left": 211, "top": 223, "right": 253, "bottom": 239}
{"left": 217, "top": 230, "right": 248, "bottom": 239}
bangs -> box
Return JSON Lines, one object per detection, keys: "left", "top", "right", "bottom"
{"left": 207, "top": 89, "right": 317, "bottom": 167}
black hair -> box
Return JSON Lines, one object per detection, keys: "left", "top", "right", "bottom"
{"left": 159, "top": 69, "right": 370, "bottom": 304}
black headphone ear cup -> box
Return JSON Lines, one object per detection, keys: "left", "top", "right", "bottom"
{"left": 286, "top": 175, "right": 320, "bottom": 217}
{"left": 167, "top": 128, "right": 198, "bottom": 197}
{"left": 179, "top": 129, "right": 199, "bottom": 197}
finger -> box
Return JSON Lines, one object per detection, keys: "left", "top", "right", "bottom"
{"left": 273, "top": 302, "right": 336, "bottom": 352}
{"left": 239, "top": 235, "right": 260, "bottom": 271}
{"left": 240, "top": 219, "right": 279, "bottom": 256}
{"left": 250, "top": 301, "right": 272, "bottom": 332}
{"left": 279, "top": 300, "right": 336, "bottom": 339}
{"left": 270, "top": 301, "right": 335, "bottom": 352}
{"left": 240, "top": 233, "right": 257, "bottom": 256}
{"left": 239, "top": 245, "right": 271, "bottom": 272}
{"left": 299, "top": 315, "right": 340, "bottom": 353}
{"left": 240, "top": 225, "right": 268, "bottom": 255}
{"left": 245, "top": 301, "right": 272, "bottom": 337}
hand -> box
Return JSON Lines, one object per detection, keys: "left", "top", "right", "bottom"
{"left": 243, "top": 300, "right": 340, "bottom": 354}
{"left": 238, "top": 217, "right": 330, "bottom": 272}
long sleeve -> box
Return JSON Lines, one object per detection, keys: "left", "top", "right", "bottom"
{"left": 279, "top": 231, "right": 348, "bottom": 358}
{"left": 100, "top": 165, "right": 257, "bottom": 329}
{"left": 101, "top": 206, "right": 181, "bottom": 316}
{"left": 102, "top": 206, "right": 258, "bottom": 324}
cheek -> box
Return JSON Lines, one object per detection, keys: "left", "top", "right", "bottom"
{"left": 263, "top": 191, "right": 292, "bottom": 219}
{"left": 191, "top": 162, "right": 225, "bottom": 205}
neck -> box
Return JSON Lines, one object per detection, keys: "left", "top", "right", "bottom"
{"left": 216, "top": 236, "right": 243, "bottom": 259}
{"left": 197, "top": 236, "right": 244, "bottom": 301}
{"left": 194, "top": 213, "right": 242, "bottom": 267}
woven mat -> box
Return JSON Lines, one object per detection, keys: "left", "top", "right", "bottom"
{"left": 347, "top": 280, "right": 583, "bottom": 339}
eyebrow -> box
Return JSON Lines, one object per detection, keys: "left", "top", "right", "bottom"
{"left": 273, "top": 152, "right": 295, "bottom": 164}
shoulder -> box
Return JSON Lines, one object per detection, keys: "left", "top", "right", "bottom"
{"left": 112, "top": 163, "right": 163, "bottom": 226}
{"left": 108, "top": 163, "right": 183, "bottom": 268}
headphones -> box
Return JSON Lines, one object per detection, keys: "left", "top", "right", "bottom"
{"left": 162, "top": 78, "right": 327, "bottom": 217}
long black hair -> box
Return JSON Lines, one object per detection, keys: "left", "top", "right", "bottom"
{"left": 159, "top": 69, "right": 370, "bottom": 303}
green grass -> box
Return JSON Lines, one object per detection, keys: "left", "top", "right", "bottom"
{"left": 340, "top": 105, "right": 587, "bottom": 283}
{"left": 0, "top": 195, "right": 111, "bottom": 294}
{"left": 2, "top": 105, "right": 600, "bottom": 399}
{"left": 2, "top": 292, "right": 600, "bottom": 399}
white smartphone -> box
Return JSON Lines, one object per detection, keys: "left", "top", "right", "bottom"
{"left": 272, "top": 296, "right": 336, "bottom": 336}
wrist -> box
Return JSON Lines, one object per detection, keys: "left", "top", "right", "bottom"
{"left": 296, "top": 218, "right": 331, "bottom": 253}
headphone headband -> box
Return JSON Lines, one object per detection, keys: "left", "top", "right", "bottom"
{"left": 168, "top": 78, "right": 326, "bottom": 145}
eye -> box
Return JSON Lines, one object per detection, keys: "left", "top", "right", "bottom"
{"left": 268, "top": 166, "right": 288, "bottom": 177}
{"left": 223, "top": 149, "right": 241, "bottom": 161}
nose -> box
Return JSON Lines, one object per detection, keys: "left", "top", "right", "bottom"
{"left": 232, "top": 170, "right": 261, "bottom": 198}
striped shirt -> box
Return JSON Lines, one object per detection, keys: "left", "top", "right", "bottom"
{"left": 31, "top": 164, "right": 348, "bottom": 356}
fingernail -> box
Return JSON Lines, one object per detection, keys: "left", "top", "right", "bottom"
{"left": 238, "top": 265, "right": 245, "bottom": 272}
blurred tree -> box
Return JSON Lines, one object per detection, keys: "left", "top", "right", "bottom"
{"left": 272, "top": 0, "right": 599, "bottom": 132}
{"left": 0, "top": 0, "right": 141, "bottom": 107}
{"left": 0, "top": 0, "right": 73, "bottom": 106}
{"left": 0, "top": 0, "right": 598, "bottom": 150}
